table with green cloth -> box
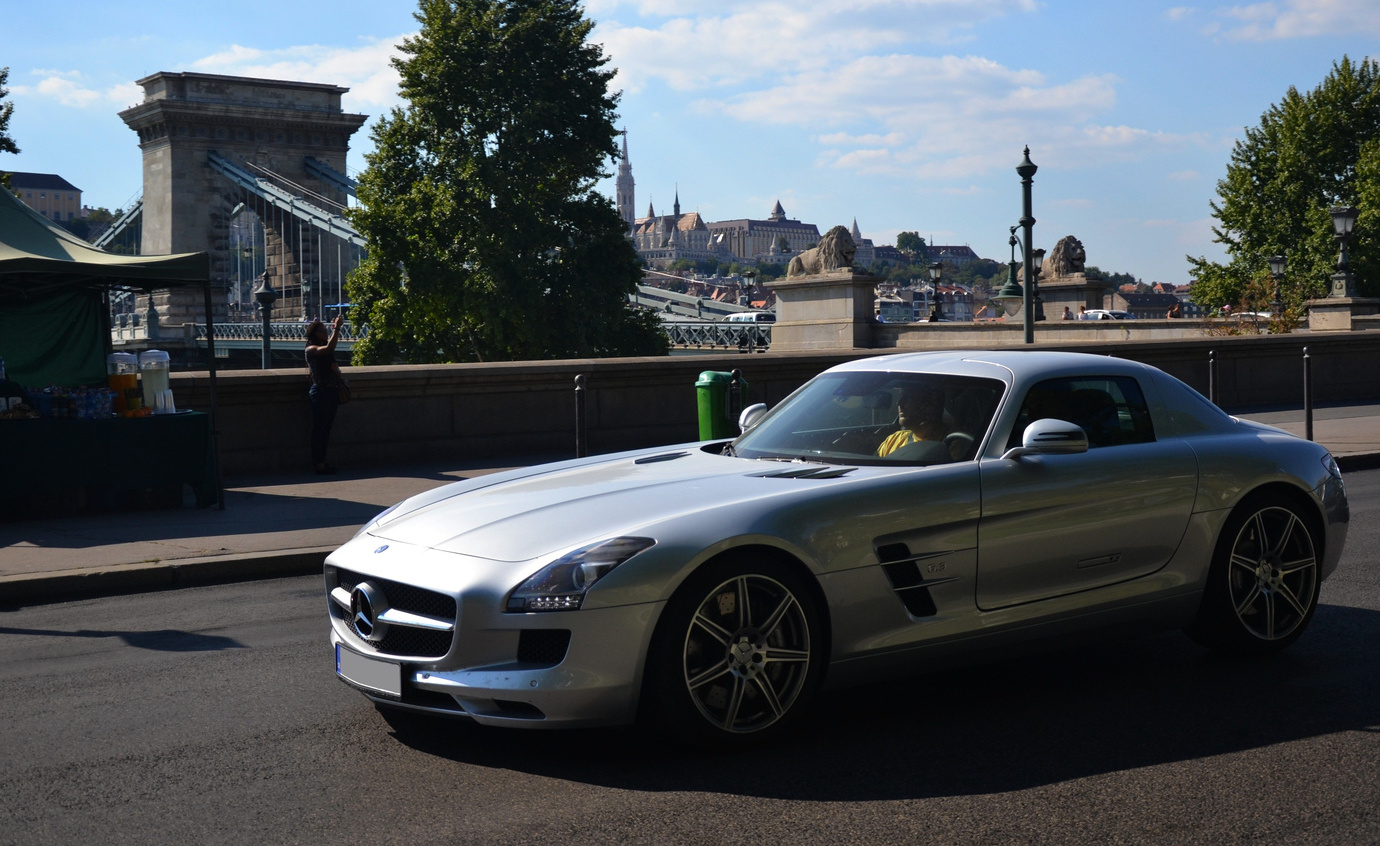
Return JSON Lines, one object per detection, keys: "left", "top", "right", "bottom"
{"left": 1, "top": 411, "right": 219, "bottom": 510}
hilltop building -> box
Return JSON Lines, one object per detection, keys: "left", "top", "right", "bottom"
{"left": 631, "top": 192, "right": 724, "bottom": 268}
{"left": 616, "top": 131, "right": 823, "bottom": 268}
{"left": 705, "top": 202, "right": 821, "bottom": 263}
{"left": 4, "top": 172, "right": 82, "bottom": 222}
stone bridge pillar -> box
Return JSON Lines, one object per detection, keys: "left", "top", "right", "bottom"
{"left": 119, "top": 72, "right": 367, "bottom": 332}
{"left": 767, "top": 270, "right": 882, "bottom": 351}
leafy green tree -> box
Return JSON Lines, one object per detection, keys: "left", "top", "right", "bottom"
{"left": 1189, "top": 56, "right": 1380, "bottom": 309}
{"left": 895, "top": 231, "right": 927, "bottom": 261}
{"left": 346, "top": 0, "right": 667, "bottom": 363}
{"left": 0, "top": 67, "right": 19, "bottom": 190}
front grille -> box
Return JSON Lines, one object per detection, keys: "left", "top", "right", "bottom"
{"left": 334, "top": 567, "right": 457, "bottom": 658}
{"left": 517, "top": 629, "right": 571, "bottom": 666}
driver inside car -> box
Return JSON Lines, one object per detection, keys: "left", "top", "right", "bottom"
{"left": 877, "top": 384, "right": 950, "bottom": 458}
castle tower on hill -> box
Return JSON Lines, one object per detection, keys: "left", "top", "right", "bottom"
{"left": 619, "top": 130, "right": 821, "bottom": 268}
{"left": 616, "top": 129, "right": 635, "bottom": 233}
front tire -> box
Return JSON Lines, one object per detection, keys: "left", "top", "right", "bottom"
{"left": 1190, "top": 495, "right": 1321, "bottom": 654}
{"left": 645, "top": 555, "right": 824, "bottom": 743}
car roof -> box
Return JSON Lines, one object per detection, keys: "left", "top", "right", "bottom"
{"left": 828, "top": 350, "right": 1156, "bottom": 383}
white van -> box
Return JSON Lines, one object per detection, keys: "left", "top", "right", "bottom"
{"left": 726, "top": 312, "right": 776, "bottom": 324}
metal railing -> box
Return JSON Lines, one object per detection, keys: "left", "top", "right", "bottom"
{"left": 663, "top": 319, "right": 770, "bottom": 350}
{"left": 195, "top": 321, "right": 369, "bottom": 342}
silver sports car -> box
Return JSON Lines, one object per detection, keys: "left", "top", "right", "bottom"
{"left": 325, "top": 351, "right": 1349, "bottom": 742}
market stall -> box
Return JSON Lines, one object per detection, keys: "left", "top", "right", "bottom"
{"left": 0, "top": 187, "right": 223, "bottom": 511}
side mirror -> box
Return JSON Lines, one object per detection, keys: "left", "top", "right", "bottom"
{"left": 1000, "top": 417, "right": 1089, "bottom": 461}
{"left": 738, "top": 403, "right": 769, "bottom": 433}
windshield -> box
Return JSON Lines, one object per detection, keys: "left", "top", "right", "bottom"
{"left": 732, "top": 371, "right": 1006, "bottom": 466}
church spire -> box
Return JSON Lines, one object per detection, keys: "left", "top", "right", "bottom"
{"left": 674, "top": 186, "right": 681, "bottom": 218}
{"left": 616, "top": 128, "right": 635, "bottom": 232}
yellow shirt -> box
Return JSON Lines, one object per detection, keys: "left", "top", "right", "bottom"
{"left": 877, "top": 429, "right": 921, "bottom": 457}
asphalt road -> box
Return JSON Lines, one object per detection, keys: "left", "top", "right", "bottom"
{"left": 1, "top": 472, "right": 1378, "bottom": 846}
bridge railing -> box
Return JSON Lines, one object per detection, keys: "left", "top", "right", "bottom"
{"left": 663, "top": 319, "right": 770, "bottom": 350}
{"left": 195, "top": 322, "right": 370, "bottom": 342}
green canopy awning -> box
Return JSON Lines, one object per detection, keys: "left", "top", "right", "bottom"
{"left": 0, "top": 186, "right": 208, "bottom": 297}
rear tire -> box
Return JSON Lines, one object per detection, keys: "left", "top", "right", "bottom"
{"left": 1189, "top": 494, "right": 1320, "bottom": 655}
{"left": 644, "top": 554, "right": 824, "bottom": 745}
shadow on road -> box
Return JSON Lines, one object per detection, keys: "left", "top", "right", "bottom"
{"left": 377, "top": 602, "right": 1380, "bottom": 800}
{"left": 0, "top": 625, "right": 246, "bottom": 652}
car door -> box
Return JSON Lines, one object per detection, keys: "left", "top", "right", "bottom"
{"left": 975, "top": 375, "right": 1198, "bottom": 610}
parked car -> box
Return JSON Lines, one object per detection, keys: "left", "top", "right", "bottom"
{"left": 1083, "top": 309, "right": 1135, "bottom": 320}
{"left": 326, "top": 351, "right": 1348, "bottom": 743}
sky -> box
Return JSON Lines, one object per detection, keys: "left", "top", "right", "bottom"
{"left": 3, "top": 0, "right": 1377, "bottom": 285}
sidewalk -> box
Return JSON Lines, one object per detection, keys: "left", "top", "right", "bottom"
{"left": 3, "top": 406, "right": 1378, "bottom": 607}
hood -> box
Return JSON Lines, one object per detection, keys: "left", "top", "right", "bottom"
{"left": 366, "top": 448, "right": 850, "bottom": 561}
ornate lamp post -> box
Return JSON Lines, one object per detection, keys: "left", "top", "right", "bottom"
{"left": 1268, "top": 253, "right": 1286, "bottom": 315}
{"left": 927, "top": 262, "right": 944, "bottom": 322}
{"left": 252, "top": 273, "right": 279, "bottom": 370}
{"left": 992, "top": 234, "right": 1025, "bottom": 318}
{"left": 1329, "top": 206, "right": 1358, "bottom": 298}
{"left": 1016, "top": 146, "right": 1041, "bottom": 340}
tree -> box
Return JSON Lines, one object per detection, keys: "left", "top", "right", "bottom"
{"left": 895, "top": 231, "right": 928, "bottom": 262}
{"left": 1189, "top": 57, "right": 1380, "bottom": 309}
{"left": 346, "top": 0, "right": 667, "bottom": 364}
{"left": 0, "top": 67, "right": 19, "bottom": 190}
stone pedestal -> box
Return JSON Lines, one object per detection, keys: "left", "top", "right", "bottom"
{"left": 1035, "top": 272, "right": 1111, "bottom": 313}
{"left": 767, "top": 269, "right": 882, "bottom": 351}
{"left": 1306, "top": 297, "right": 1380, "bottom": 331}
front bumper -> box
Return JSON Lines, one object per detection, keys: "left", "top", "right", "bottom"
{"left": 326, "top": 538, "right": 664, "bottom": 729}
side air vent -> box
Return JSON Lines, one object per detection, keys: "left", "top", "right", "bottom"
{"left": 876, "top": 543, "right": 939, "bottom": 618}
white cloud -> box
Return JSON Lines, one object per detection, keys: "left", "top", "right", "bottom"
{"left": 10, "top": 71, "right": 130, "bottom": 108}
{"left": 1206, "top": 0, "right": 1380, "bottom": 40}
{"left": 190, "top": 36, "right": 410, "bottom": 111}
{"left": 1167, "top": 169, "right": 1201, "bottom": 181}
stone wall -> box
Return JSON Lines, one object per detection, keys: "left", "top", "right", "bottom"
{"left": 168, "top": 333, "right": 1380, "bottom": 478}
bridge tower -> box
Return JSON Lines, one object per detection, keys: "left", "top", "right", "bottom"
{"left": 119, "top": 72, "right": 368, "bottom": 332}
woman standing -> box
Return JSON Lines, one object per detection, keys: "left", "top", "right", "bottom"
{"left": 306, "top": 314, "right": 345, "bottom": 474}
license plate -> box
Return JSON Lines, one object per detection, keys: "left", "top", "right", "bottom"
{"left": 336, "top": 644, "right": 402, "bottom": 697}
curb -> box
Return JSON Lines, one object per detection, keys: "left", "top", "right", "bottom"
{"left": 1336, "top": 453, "right": 1380, "bottom": 472}
{"left": 0, "top": 547, "right": 333, "bottom": 609}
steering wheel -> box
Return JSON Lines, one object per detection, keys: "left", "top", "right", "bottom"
{"left": 943, "top": 431, "right": 975, "bottom": 460}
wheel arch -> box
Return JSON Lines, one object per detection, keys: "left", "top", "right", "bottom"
{"left": 635, "top": 542, "right": 834, "bottom": 726}
{"left": 1224, "top": 481, "right": 1327, "bottom": 562}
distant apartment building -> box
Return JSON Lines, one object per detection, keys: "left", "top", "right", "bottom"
{"left": 5, "top": 172, "right": 82, "bottom": 222}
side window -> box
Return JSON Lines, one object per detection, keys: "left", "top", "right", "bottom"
{"left": 1008, "top": 376, "right": 1155, "bottom": 449}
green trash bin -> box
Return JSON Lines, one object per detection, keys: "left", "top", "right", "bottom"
{"left": 696, "top": 370, "right": 748, "bottom": 440}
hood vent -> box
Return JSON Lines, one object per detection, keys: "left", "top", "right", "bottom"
{"left": 634, "top": 451, "right": 691, "bottom": 465}
{"left": 753, "top": 466, "right": 856, "bottom": 480}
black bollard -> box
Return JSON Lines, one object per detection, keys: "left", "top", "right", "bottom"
{"left": 1208, "top": 349, "right": 1218, "bottom": 406}
{"left": 574, "top": 374, "right": 587, "bottom": 458}
{"left": 728, "top": 369, "right": 743, "bottom": 432}
{"left": 1303, "top": 347, "right": 1313, "bottom": 442}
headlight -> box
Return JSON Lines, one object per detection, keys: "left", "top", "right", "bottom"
{"left": 353, "top": 502, "right": 402, "bottom": 538}
{"left": 505, "top": 537, "right": 655, "bottom": 613}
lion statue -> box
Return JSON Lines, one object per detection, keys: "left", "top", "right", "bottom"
{"left": 1043, "top": 235, "right": 1087, "bottom": 277}
{"left": 786, "top": 225, "right": 856, "bottom": 277}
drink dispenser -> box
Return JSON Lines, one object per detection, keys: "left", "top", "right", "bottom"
{"left": 106, "top": 352, "right": 140, "bottom": 415}
{"left": 139, "top": 350, "right": 172, "bottom": 413}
